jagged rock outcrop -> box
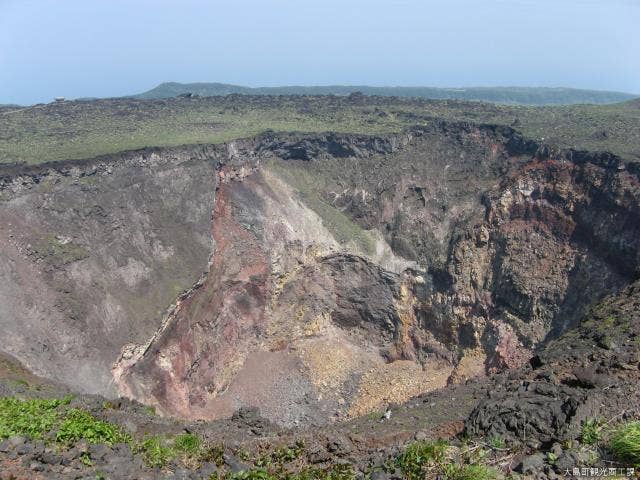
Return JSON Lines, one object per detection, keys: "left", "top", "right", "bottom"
{"left": 1, "top": 122, "right": 638, "bottom": 426}
{"left": 466, "top": 279, "right": 640, "bottom": 446}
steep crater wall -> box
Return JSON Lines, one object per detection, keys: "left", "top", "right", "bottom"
{"left": 0, "top": 147, "right": 220, "bottom": 394}
{"left": 1, "top": 122, "right": 638, "bottom": 427}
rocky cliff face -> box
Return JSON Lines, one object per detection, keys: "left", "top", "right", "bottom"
{"left": 1, "top": 122, "right": 638, "bottom": 427}
{"left": 0, "top": 147, "right": 219, "bottom": 395}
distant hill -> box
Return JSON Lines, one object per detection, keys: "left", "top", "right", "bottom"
{"left": 133, "top": 82, "right": 636, "bottom": 105}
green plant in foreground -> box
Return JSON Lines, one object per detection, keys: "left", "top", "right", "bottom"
{"left": 1, "top": 395, "right": 226, "bottom": 470}
{"left": 55, "top": 408, "right": 131, "bottom": 445}
{"left": 257, "top": 440, "right": 306, "bottom": 468}
{"left": 395, "top": 440, "right": 449, "bottom": 480}
{"left": 443, "top": 464, "right": 498, "bottom": 480}
{"left": 133, "top": 432, "right": 213, "bottom": 468}
{"left": 581, "top": 418, "right": 604, "bottom": 445}
{"left": 173, "top": 432, "right": 202, "bottom": 455}
{"left": 395, "top": 440, "right": 499, "bottom": 480}
{"left": 80, "top": 451, "right": 93, "bottom": 466}
{"left": 227, "top": 469, "right": 273, "bottom": 480}
{"left": 488, "top": 437, "right": 506, "bottom": 450}
{"left": 137, "top": 435, "right": 174, "bottom": 468}
{"left": 210, "top": 463, "right": 356, "bottom": 480}
{"left": 0, "top": 397, "right": 67, "bottom": 440}
{"left": 0, "top": 396, "right": 134, "bottom": 448}
{"left": 609, "top": 421, "right": 640, "bottom": 466}
{"left": 318, "top": 464, "right": 355, "bottom": 480}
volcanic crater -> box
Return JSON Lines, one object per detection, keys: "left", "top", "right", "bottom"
{"left": 1, "top": 120, "right": 639, "bottom": 428}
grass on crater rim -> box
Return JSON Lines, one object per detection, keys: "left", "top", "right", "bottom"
{"left": 1, "top": 96, "right": 639, "bottom": 166}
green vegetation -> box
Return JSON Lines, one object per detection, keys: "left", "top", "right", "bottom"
{"left": 442, "top": 464, "right": 498, "bottom": 480}
{"left": 201, "top": 440, "right": 356, "bottom": 480}
{"left": 80, "top": 451, "right": 93, "bottom": 466}
{"left": 395, "top": 439, "right": 449, "bottom": 479}
{"left": 0, "top": 396, "right": 68, "bottom": 440}
{"left": 0, "top": 396, "right": 131, "bottom": 448}
{"left": 211, "top": 463, "right": 356, "bottom": 480}
{"left": 1, "top": 95, "right": 638, "bottom": 165}
{"left": 580, "top": 418, "right": 605, "bottom": 445}
{"left": 393, "top": 440, "right": 498, "bottom": 480}
{"left": 256, "top": 440, "right": 305, "bottom": 468}
{"left": 137, "top": 436, "right": 175, "bottom": 468}
{"left": 0, "top": 396, "right": 187, "bottom": 468}
{"left": 609, "top": 421, "right": 640, "bottom": 466}
{"left": 173, "top": 432, "right": 202, "bottom": 454}
{"left": 488, "top": 437, "right": 506, "bottom": 450}
{"left": 0, "top": 394, "right": 635, "bottom": 476}
{"left": 0, "top": 397, "right": 499, "bottom": 478}
{"left": 135, "top": 82, "right": 636, "bottom": 105}
{"left": 55, "top": 408, "right": 131, "bottom": 445}
{"left": 134, "top": 433, "right": 226, "bottom": 468}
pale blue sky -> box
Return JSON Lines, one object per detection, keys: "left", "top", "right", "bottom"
{"left": 1, "top": 0, "right": 638, "bottom": 104}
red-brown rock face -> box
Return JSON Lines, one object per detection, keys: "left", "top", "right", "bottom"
{"left": 116, "top": 179, "right": 270, "bottom": 418}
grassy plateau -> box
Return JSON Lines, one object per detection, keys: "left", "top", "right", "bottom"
{"left": 1, "top": 95, "right": 639, "bottom": 166}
